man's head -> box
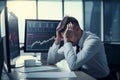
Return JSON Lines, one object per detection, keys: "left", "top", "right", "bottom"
{"left": 57, "top": 16, "right": 80, "bottom": 33}
{"left": 57, "top": 16, "right": 82, "bottom": 46}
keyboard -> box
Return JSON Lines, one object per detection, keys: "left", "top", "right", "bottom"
{"left": 16, "top": 66, "right": 59, "bottom": 73}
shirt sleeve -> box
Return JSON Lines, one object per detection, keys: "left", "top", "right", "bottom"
{"left": 63, "top": 42, "right": 77, "bottom": 70}
{"left": 47, "top": 42, "right": 65, "bottom": 64}
{"left": 63, "top": 38, "right": 100, "bottom": 70}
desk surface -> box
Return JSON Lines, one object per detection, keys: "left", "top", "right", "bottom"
{"left": 8, "top": 59, "right": 96, "bottom": 80}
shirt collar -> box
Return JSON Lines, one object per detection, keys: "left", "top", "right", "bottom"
{"left": 78, "top": 31, "right": 85, "bottom": 48}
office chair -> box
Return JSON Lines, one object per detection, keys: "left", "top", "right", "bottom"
{"left": 104, "top": 43, "right": 120, "bottom": 80}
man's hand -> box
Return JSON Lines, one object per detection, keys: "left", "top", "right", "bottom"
{"left": 63, "top": 22, "right": 75, "bottom": 43}
{"left": 55, "top": 22, "right": 63, "bottom": 45}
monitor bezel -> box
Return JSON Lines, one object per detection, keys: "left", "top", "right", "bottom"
{"left": 1, "top": 6, "right": 20, "bottom": 72}
{"left": 7, "top": 11, "right": 20, "bottom": 60}
{"left": 1, "top": 6, "right": 11, "bottom": 72}
{"left": 24, "top": 19, "right": 61, "bottom": 53}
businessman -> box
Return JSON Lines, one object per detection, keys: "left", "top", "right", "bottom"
{"left": 47, "top": 16, "right": 110, "bottom": 80}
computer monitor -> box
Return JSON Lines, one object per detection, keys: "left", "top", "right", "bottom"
{"left": 0, "top": 13, "right": 1, "bottom": 39}
{"left": 0, "top": 9, "right": 4, "bottom": 77}
{"left": 1, "top": 6, "right": 11, "bottom": 72}
{"left": 0, "top": 6, "right": 20, "bottom": 72}
{"left": 24, "top": 19, "right": 61, "bottom": 53}
{"left": 8, "top": 11, "right": 20, "bottom": 60}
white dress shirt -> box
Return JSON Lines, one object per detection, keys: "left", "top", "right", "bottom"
{"left": 47, "top": 31, "right": 110, "bottom": 79}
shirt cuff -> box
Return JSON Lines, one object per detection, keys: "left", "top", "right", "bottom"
{"left": 63, "top": 42, "right": 73, "bottom": 52}
{"left": 52, "top": 42, "right": 60, "bottom": 50}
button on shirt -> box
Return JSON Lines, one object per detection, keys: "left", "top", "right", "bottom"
{"left": 47, "top": 31, "right": 110, "bottom": 79}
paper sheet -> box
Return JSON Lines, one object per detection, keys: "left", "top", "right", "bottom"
{"left": 25, "top": 72, "right": 76, "bottom": 78}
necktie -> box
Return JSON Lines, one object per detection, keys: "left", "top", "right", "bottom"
{"left": 76, "top": 44, "right": 80, "bottom": 53}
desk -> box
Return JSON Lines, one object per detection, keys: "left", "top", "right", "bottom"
{"left": 8, "top": 59, "right": 96, "bottom": 80}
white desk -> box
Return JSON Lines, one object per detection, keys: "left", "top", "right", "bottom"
{"left": 9, "top": 59, "right": 96, "bottom": 80}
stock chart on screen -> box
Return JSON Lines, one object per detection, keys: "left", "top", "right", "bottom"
{"left": 24, "top": 19, "right": 60, "bottom": 52}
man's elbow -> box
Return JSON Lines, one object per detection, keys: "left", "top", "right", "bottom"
{"left": 47, "top": 60, "right": 55, "bottom": 65}
{"left": 47, "top": 58, "right": 57, "bottom": 65}
{"left": 69, "top": 63, "right": 78, "bottom": 71}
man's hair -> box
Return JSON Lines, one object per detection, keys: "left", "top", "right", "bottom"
{"left": 57, "top": 16, "right": 80, "bottom": 32}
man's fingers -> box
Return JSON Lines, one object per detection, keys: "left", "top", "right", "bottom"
{"left": 56, "top": 22, "right": 61, "bottom": 30}
{"left": 67, "top": 22, "right": 74, "bottom": 30}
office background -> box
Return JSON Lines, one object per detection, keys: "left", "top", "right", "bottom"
{"left": 0, "top": 0, "right": 120, "bottom": 44}
{"left": 0, "top": 0, "right": 120, "bottom": 80}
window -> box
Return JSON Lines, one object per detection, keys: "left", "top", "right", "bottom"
{"left": 83, "top": 1, "right": 101, "bottom": 38}
{"left": 38, "top": 0, "right": 62, "bottom": 20}
{"left": 64, "top": 0, "right": 83, "bottom": 29}
{"left": 7, "top": 0, "right": 83, "bottom": 43}
{"left": 6, "top": 0, "right": 120, "bottom": 44}
{"left": 103, "top": 1, "right": 120, "bottom": 43}
{"left": 7, "top": 1, "right": 36, "bottom": 43}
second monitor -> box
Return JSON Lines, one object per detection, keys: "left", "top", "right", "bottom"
{"left": 24, "top": 19, "right": 61, "bottom": 53}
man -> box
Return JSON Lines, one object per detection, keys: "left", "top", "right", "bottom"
{"left": 47, "top": 16, "right": 110, "bottom": 79}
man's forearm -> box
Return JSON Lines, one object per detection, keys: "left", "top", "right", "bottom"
{"left": 55, "top": 37, "right": 62, "bottom": 45}
{"left": 47, "top": 42, "right": 60, "bottom": 64}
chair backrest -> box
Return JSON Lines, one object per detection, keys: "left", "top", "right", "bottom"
{"left": 104, "top": 43, "right": 120, "bottom": 68}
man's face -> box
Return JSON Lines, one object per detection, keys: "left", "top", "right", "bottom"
{"left": 71, "top": 27, "right": 78, "bottom": 46}
{"left": 61, "top": 24, "right": 78, "bottom": 46}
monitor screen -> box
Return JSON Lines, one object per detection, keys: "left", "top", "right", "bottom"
{"left": 0, "top": 7, "right": 20, "bottom": 72}
{"left": 24, "top": 19, "right": 60, "bottom": 52}
{"left": 8, "top": 11, "right": 20, "bottom": 60}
